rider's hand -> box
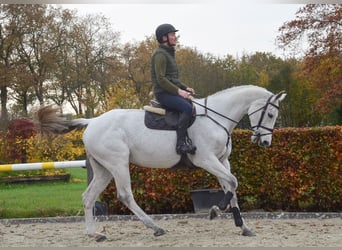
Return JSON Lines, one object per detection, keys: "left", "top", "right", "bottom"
{"left": 186, "top": 87, "right": 195, "bottom": 95}
{"left": 178, "top": 89, "right": 191, "bottom": 99}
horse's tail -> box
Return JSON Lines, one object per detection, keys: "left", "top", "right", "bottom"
{"left": 34, "top": 105, "right": 91, "bottom": 134}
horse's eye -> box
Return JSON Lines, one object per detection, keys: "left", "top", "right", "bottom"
{"left": 268, "top": 113, "right": 274, "bottom": 119}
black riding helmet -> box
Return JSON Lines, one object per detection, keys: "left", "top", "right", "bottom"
{"left": 155, "top": 23, "right": 178, "bottom": 44}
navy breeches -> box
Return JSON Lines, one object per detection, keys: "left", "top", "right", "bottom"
{"left": 155, "top": 92, "right": 193, "bottom": 116}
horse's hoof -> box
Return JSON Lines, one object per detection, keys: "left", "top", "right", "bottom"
{"left": 95, "top": 234, "right": 107, "bottom": 242}
{"left": 88, "top": 233, "right": 107, "bottom": 242}
{"left": 209, "top": 205, "right": 219, "bottom": 220}
{"left": 242, "top": 229, "right": 256, "bottom": 237}
{"left": 154, "top": 228, "right": 166, "bottom": 236}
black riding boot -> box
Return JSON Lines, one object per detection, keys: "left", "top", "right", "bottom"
{"left": 176, "top": 113, "right": 196, "bottom": 155}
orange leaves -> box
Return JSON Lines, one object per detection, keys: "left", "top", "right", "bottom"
{"left": 101, "top": 166, "right": 219, "bottom": 214}
{"left": 277, "top": 4, "right": 342, "bottom": 115}
{"left": 0, "top": 129, "right": 85, "bottom": 165}
{"left": 233, "top": 126, "right": 341, "bottom": 211}
{"left": 2, "top": 125, "right": 340, "bottom": 213}
{"left": 100, "top": 126, "right": 341, "bottom": 214}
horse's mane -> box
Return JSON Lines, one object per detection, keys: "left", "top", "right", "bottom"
{"left": 208, "top": 85, "right": 271, "bottom": 99}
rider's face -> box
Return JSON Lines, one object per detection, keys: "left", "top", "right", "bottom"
{"left": 163, "top": 32, "right": 177, "bottom": 46}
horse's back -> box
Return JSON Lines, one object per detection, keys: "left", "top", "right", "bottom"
{"left": 83, "top": 109, "right": 181, "bottom": 168}
{"left": 83, "top": 109, "right": 144, "bottom": 141}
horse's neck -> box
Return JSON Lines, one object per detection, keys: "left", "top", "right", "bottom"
{"left": 200, "top": 86, "right": 271, "bottom": 131}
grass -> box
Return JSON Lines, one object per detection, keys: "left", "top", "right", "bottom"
{"left": 0, "top": 168, "right": 89, "bottom": 219}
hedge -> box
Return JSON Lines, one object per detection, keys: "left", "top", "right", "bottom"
{"left": 0, "top": 128, "right": 85, "bottom": 164}
{"left": 0, "top": 129, "right": 85, "bottom": 178}
{"left": 1, "top": 125, "right": 340, "bottom": 212}
{"left": 100, "top": 126, "right": 341, "bottom": 213}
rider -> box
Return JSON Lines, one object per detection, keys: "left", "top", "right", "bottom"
{"left": 150, "top": 23, "right": 196, "bottom": 155}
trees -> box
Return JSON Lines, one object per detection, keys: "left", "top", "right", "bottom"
{"left": 277, "top": 4, "right": 341, "bottom": 122}
{"left": 1, "top": 5, "right": 68, "bottom": 118}
{"left": 120, "top": 36, "right": 158, "bottom": 105}
{"left": 0, "top": 4, "right": 339, "bottom": 128}
{"left": 56, "top": 13, "right": 121, "bottom": 117}
{"left": 177, "top": 47, "right": 236, "bottom": 96}
{"left": 0, "top": 5, "right": 122, "bottom": 119}
{"left": 0, "top": 5, "right": 17, "bottom": 129}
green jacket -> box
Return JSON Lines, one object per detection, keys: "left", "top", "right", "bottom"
{"left": 150, "top": 45, "right": 188, "bottom": 95}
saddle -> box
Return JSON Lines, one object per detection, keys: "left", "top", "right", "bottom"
{"left": 144, "top": 100, "right": 196, "bottom": 130}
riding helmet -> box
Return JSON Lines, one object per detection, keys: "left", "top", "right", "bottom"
{"left": 155, "top": 24, "right": 178, "bottom": 43}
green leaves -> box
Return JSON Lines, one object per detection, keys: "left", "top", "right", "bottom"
{"left": 101, "top": 127, "right": 341, "bottom": 213}
{"left": 1, "top": 125, "right": 340, "bottom": 212}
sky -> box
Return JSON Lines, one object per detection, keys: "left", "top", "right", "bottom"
{"left": 61, "top": 0, "right": 306, "bottom": 58}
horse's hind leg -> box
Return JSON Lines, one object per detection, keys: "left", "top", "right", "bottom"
{"left": 111, "top": 164, "right": 166, "bottom": 236}
{"left": 82, "top": 157, "right": 112, "bottom": 241}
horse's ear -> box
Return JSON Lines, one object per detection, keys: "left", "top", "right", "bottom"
{"left": 275, "top": 91, "right": 286, "bottom": 102}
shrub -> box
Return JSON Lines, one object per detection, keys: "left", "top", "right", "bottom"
{"left": 0, "top": 129, "right": 85, "bottom": 178}
{"left": 1, "top": 118, "right": 36, "bottom": 163}
{"left": 25, "top": 130, "right": 85, "bottom": 162}
{"left": 0, "top": 123, "right": 85, "bottom": 164}
{"left": 100, "top": 126, "right": 341, "bottom": 213}
{"left": 101, "top": 167, "right": 220, "bottom": 214}
{"left": 231, "top": 126, "right": 341, "bottom": 211}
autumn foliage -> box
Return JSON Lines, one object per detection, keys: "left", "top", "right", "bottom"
{"left": 0, "top": 129, "right": 85, "bottom": 165}
{"left": 4, "top": 118, "right": 37, "bottom": 162}
{"left": 1, "top": 4, "right": 341, "bottom": 131}
{"left": 0, "top": 128, "right": 85, "bottom": 178}
{"left": 100, "top": 126, "right": 341, "bottom": 213}
{"left": 230, "top": 126, "right": 341, "bottom": 212}
{"left": 0, "top": 125, "right": 340, "bottom": 211}
{"left": 277, "top": 4, "right": 342, "bottom": 114}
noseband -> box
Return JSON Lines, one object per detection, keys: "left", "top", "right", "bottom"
{"left": 248, "top": 95, "right": 279, "bottom": 137}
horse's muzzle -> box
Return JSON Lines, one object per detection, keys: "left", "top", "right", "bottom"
{"left": 251, "top": 131, "right": 260, "bottom": 144}
{"left": 260, "top": 140, "right": 270, "bottom": 147}
{"left": 251, "top": 131, "right": 271, "bottom": 147}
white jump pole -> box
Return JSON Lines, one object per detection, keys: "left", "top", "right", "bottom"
{"left": 0, "top": 160, "right": 86, "bottom": 172}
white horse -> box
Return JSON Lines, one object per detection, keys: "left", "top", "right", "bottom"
{"left": 36, "top": 85, "right": 286, "bottom": 241}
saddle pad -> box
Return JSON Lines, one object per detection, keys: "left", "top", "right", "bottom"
{"left": 143, "top": 105, "right": 166, "bottom": 115}
{"left": 144, "top": 111, "right": 179, "bottom": 130}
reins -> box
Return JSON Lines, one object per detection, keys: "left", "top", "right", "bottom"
{"left": 190, "top": 94, "right": 279, "bottom": 145}
{"left": 190, "top": 97, "right": 239, "bottom": 125}
{"left": 190, "top": 97, "right": 237, "bottom": 147}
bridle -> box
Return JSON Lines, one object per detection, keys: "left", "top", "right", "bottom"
{"left": 192, "top": 94, "right": 279, "bottom": 146}
{"left": 248, "top": 95, "right": 279, "bottom": 137}
{"left": 193, "top": 97, "right": 238, "bottom": 147}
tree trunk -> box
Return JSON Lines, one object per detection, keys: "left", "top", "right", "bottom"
{"left": 0, "top": 85, "right": 8, "bottom": 130}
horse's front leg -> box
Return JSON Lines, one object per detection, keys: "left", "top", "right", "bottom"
{"left": 229, "top": 192, "right": 255, "bottom": 236}
{"left": 210, "top": 158, "right": 255, "bottom": 236}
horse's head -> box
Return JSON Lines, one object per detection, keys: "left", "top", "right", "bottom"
{"left": 248, "top": 91, "right": 286, "bottom": 147}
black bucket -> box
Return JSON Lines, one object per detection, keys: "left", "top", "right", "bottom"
{"left": 190, "top": 189, "right": 224, "bottom": 213}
